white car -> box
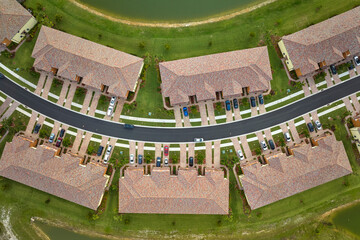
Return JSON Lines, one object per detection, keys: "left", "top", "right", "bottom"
{"left": 237, "top": 150, "right": 244, "bottom": 160}
{"left": 315, "top": 120, "right": 322, "bottom": 130}
{"left": 110, "top": 96, "right": 117, "bottom": 107}
{"left": 129, "top": 154, "right": 134, "bottom": 164}
{"left": 107, "top": 106, "right": 113, "bottom": 116}
{"left": 164, "top": 158, "right": 169, "bottom": 166}
{"left": 284, "top": 132, "right": 291, "bottom": 142}
{"left": 103, "top": 145, "right": 113, "bottom": 164}
{"left": 261, "top": 141, "right": 268, "bottom": 151}
{"left": 194, "top": 138, "right": 204, "bottom": 142}
{"left": 354, "top": 56, "right": 360, "bottom": 66}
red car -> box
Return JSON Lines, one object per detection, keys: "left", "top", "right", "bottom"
{"left": 164, "top": 146, "right": 169, "bottom": 156}
{"left": 56, "top": 137, "right": 63, "bottom": 147}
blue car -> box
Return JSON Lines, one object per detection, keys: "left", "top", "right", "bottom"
{"left": 156, "top": 157, "right": 161, "bottom": 167}
{"left": 307, "top": 122, "right": 315, "bottom": 132}
{"left": 97, "top": 146, "right": 104, "bottom": 156}
{"left": 138, "top": 155, "right": 143, "bottom": 164}
{"left": 225, "top": 100, "right": 231, "bottom": 111}
{"left": 183, "top": 107, "right": 188, "bottom": 117}
{"left": 258, "top": 95, "right": 264, "bottom": 105}
{"left": 250, "top": 97, "right": 256, "bottom": 108}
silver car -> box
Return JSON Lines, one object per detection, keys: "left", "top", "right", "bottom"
{"left": 315, "top": 120, "right": 322, "bottom": 130}
{"left": 164, "top": 158, "right": 169, "bottom": 166}
{"left": 110, "top": 96, "right": 116, "bottom": 107}
{"left": 129, "top": 154, "right": 134, "bottom": 164}
{"left": 261, "top": 141, "right": 268, "bottom": 151}
{"left": 103, "top": 145, "right": 113, "bottom": 164}
{"left": 237, "top": 150, "right": 244, "bottom": 160}
{"left": 107, "top": 106, "right": 113, "bottom": 116}
{"left": 284, "top": 132, "right": 291, "bottom": 142}
{"left": 194, "top": 138, "right": 204, "bottom": 142}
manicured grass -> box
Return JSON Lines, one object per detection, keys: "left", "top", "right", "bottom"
{"left": 49, "top": 78, "right": 64, "bottom": 97}
{"left": 265, "top": 93, "right": 305, "bottom": 111}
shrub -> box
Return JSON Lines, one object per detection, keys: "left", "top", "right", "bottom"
{"left": 55, "top": 14, "right": 63, "bottom": 23}
{"left": 62, "top": 138, "right": 71, "bottom": 148}
{"left": 139, "top": 42, "right": 145, "bottom": 49}
{"left": 249, "top": 32, "right": 255, "bottom": 38}
{"left": 164, "top": 43, "right": 171, "bottom": 50}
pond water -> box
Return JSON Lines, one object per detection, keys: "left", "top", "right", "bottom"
{"left": 77, "top": 0, "right": 260, "bottom": 22}
{"left": 36, "top": 222, "right": 107, "bottom": 240}
{"left": 332, "top": 202, "right": 360, "bottom": 237}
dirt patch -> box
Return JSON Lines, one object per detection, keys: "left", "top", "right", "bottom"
{"left": 70, "top": 0, "right": 279, "bottom": 28}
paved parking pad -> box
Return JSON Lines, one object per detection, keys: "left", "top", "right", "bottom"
{"left": 206, "top": 101, "right": 217, "bottom": 125}
{"left": 206, "top": 141, "right": 213, "bottom": 167}
{"left": 213, "top": 141, "right": 220, "bottom": 168}
{"left": 307, "top": 76, "right": 318, "bottom": 94}
{"left": 41, "top": 75, "right": 53, "bottom": 98}
{"left": 112, "top": 99, "right": 125, "bottom": 122}
{"left": 0, "top": 101, "right": 19, "bottom": 122}
{"left": 51, "top": 121, "right": 61, "bottom": 136}
{"left": 71, "top": 130, "right": 84, "bottom": 153}
{"left": 64, "top": 83, "right": 77, "bottom": 109}
{"left": 349, "top": 69, "right": 356, "bottom": 78}
{"left": 325, "top": 73, "right": 334, "bottom": 86}
{"left": 0, "top": 97, "right": 12, "bottom": 117}
{"left": 233, "top": 107, "right": 242, "bottom": 120}
{"left": 343, "top": 97, "right": 354, "bottom": 112}
{"left": 174, "top": 105, "right": 183, "bottom": 127}
{"left": 258, "top": 104, "right": 266, "bottom": 114}
{"left": 80, "top": 90, "right": 93, "bottom": 114}
{"left": 137, "top": 142, "right": 144, "bottom": 156}
{"left": 288, "top": 120, "right": 301, "bottom": 143}
{"left": 78, "top": 132, "right": 92, "bottom": 155}
{"left": 88, "top": 92, "right": 101, "bottom": 116}
{"left": 264, "top": 129, "right": 273, "bottom": 142}
{"left": 251, "top": 106, "right": 258, "bottom": 116}
{"left": 155, "top": 143, "right": 162, "bottom": 159}
{"left": 239, "top": 136, "right": 252, "bottom": 159}
{"left": 225, "top": 108, "right": 233, "bottom": 122}
{"left": 333, "top": 74, "right": 341, "bottom": 84}
{"left": 302, "top": 83, "right": 311, "bottom": 96}
{"left": 35, "top": 73, "right": 47, "bottom": 95}
{"left": 57, "top": 82, "right": 70, "bottom": 105}
{"left": 180, "top": 144, "right": 187, "bottom": 168}
{"left": 25, "top": 111, "right": 38, "bottom": 135}
{"left": 311, "top": 111, "right": 319, "bottom": 122}
{"left": 350, "top": 94, "right": 360, "bottom": 112}
{"left": 188, "top": 143, "right": 195, "bottom": 160}
{"left": 199, "top": 102, "right": 209, "bottom": 125}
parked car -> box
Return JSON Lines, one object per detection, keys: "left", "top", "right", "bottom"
{"left": 164, "top": 158, "right": 169, "bottom": 166}
{"left": 138, "top": 154, "right": 143, "bottom": 164}
{"left": 261, "top": 141, "right": 268, "bottom": 151}
{"left": 124, "top": 124, "right": 134, "bottom": 129}
{"left": 225, "top": 100, "right": 231, "bottom": 111}
{"left": 307, "top": 122, "right": 315, "bottom": 132}
{"left": 33, "top": 124, "right": 41, "bottom": 134}
{"left": 156, "top": 157, "right": 161, "bottom": 167}
{"left": 258, "top": 95, "right": 264, "bottom": 105}
{"left": 284, "top": 132, "right": 291, "bottom": 142}
{"left": 103, "top": 145, "right": 113, "bottom": 164}
{"left": 130, "top": 154, "right": 134, "bottom": 164}
{"left": 107, "top": 106, "right": 114, "bottom": 116}
{"left": 348, "top": 62, "right": 355, "bottom": 70}
{"left": 268, "top": 140, "right": 275, "bottom": 150}
{"left": 194, "top": 138, "right": 204, "bottom": 142}
{"left": 354, "top": 56, "right": 360, "bottom": 66}
{"left": 97, "top": 145, "right": 104, "bottom": 156}
{"left": 110, "top": 96, "right": 116, "bottom": 107}
{"left": 233, "top": 99, "right": 239, "bottom": 109}
{"left": 250, "top": 97, "right": 256, "bottom": 108}
{"left": 330, "top": 65, "right": 337, "bottom": 75}
{"left": 189, "top": 157, "right": 194, "bottom": 167}
{"left": 183, "top": 107, "right": 189, "bottom": 117}
{"left": 315, "top": 120, "right": 322, "bottom": 130}
{"left": 237, "top": 150, "right": 244, "bottom": 160}
{"left": 0, "top": 73, "right": 4, "bottom": 79}
{"left": 164, "top": 145, "right": 169, "bottom": 156}
{"left": 49, "top": 133, "right": 55, "bottom": 143}
{"left": 55, "top": 137, "right": 62, "bottom": 147}
{"left": 59, "top": 128, "right": 65, "bottom": 138}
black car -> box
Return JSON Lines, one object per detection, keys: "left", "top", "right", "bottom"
{"left": 189, "top": 157, "right": 194, "bottom": 167}
{"left": 156, "top": 157, "right": 161, "bottom": 167}
{"left": 138, "top": 155, "right": 143, "bottom": 164}
{"left": 233, "top": 99, "right": 239, "bottom": 109}
{"left": 97, "top": 146, "right": 104, "bottom": 156}
{"left": 250, "top": 97, "right": 256, "bottom": 107}
{"left": 330, "top": 65, "right": 337, "bottom": 75}
{"left": 124, "top": 124, "right": 134, "bottom": 129}
{"left": 59, "top": 129, "right": 65, "bottom": 138}
{"left": 33, "top": 124, "right": 41, "bottom": 134}
{"left": 0, "top": 73, "right": 4, "bottom": 79}
{"left": 268, "top": 140, "right": 275, "bottom": 150}
{"left": 348, "top": 63, "right": 354, "bottom": 70}
{"left": 258, "top": 95, "right": 264, "bottom": 105}
{"left": 307, "top": 122, "right": 315, "bottom": 132}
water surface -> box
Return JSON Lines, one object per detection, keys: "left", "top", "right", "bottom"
{"left": 332, "top": 202, "right": 360, "bottom": 237}
{"left": 78, "top": 0, "right": 260, "bottom": 22}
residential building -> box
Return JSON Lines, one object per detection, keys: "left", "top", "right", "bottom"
{"left": 159, "top": 46, "right": 272, "bottom": 106}
{"left": 240, "top": 133, "right": 352, "bottom": 210}
{"left": 31, "top": 26, "right": 144, "bottom": 99}
{"left": 0, "top": 0, "right": 37, "bottom": 46}
{"left": 278, "top": 6, "right": 360, "bottom": 78}
{"left": 118, "top": 167, "right": 229, "bottom": 214}
{"left": 0, "top": 136, "right": 109, "bottom": 210}
{"left": 350, "top": 127, "right": 360, "bottom": 153}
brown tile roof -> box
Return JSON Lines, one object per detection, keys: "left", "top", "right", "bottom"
{"left": 282, "top": 6, "right": 360, "bottom": 76}
{"left": 31, "top": 26, "right": 144, "bottom": 98}
{"left": 119, "top": 167, "right": 229, "bottom": 214}
{"left": 240, "top": 134, "right": 352, "bottom": 210}
{"left": 0, "top": 136, "right": 109, "bottom": 210}
{"left": 0, "top": 0, "right": 33, "bottom": 42}
{"left": 159, "top": 47, "right": 272, "bottom": 105}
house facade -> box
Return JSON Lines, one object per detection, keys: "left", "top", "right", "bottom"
{"left": 159, "top": 46, "right": 272, "bottom": 106}
{"left": 0, "top": 0, "right": 37, "bottom": 46}
{"left": 278, "top": 6, "right": 360, "bottom": 78}
{"left": 31, "top": 26, "right": 144, "bottom": 99}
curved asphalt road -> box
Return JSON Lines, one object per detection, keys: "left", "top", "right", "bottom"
{"left": 1, "top": 75, "right": 360, "bottom": 143}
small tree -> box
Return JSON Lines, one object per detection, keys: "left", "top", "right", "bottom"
{"left": 139, "top": 42, "right": 145, "bottom": 49}
{"left": 172, "top": 155, "right": 179, "bottom": 164}
{"left": 196, "top": 152, "right": 205, "bottom": 164}
{"left": 164, "top": 43, "right": 171, "bottom": 50}
{"left": 190, "top": 105, "right": 198, "bottom": 114}
{"left": 87, "top": 145, "right": 95, "bottom": 155}
{"left": 278, "top": 138, "right": 286, "bottom": 147}
{"left": 255, "top": 148, "right": 262, "bottom": 156}
{"left": 75, "top": 87, "right": 86, "bottom": 97}
{"left": 62, "top": 138, "right": 71, "bottom": 148}
{"left": 215, "top": 102, "right": 222, "bottom": 112}
{"left": 55, "top": 14, "right": 63, "bottom": 23}
{"left": 145, "top": 154, "right": 152, "bottom": 164}
{"left": 39, "top": 128, "right": 50, "bottom": 139}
